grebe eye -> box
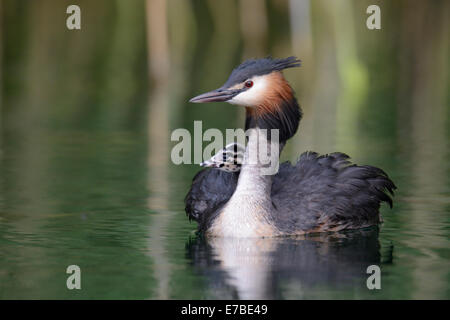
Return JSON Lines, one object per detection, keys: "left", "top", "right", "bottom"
{"left": 244, "top": 80, "right": 253, "bottom": 88}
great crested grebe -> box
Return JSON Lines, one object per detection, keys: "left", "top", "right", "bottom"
{"left": 185, "top": 56, "right": 396, "bottom": 238}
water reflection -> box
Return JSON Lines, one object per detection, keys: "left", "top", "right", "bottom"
{"left": 186, "top": 228, "right": 388, "bottom": 299}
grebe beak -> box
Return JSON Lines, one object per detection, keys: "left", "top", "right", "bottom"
{"left": 189, "top": 88, "right": 240, "bottom": 103}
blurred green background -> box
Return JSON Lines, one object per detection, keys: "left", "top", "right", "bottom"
{"left": 0, "top": 0, "right": 449, "bottom": 299}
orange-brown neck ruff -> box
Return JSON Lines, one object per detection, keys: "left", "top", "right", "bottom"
{"left": 245, "top": 72, "right": 302, "bottom": 142}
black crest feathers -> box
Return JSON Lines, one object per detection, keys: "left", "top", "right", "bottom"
{"left": 224, "top": 56, "right": 301, "bottom": 87}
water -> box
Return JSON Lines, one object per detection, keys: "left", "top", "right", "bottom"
{"left": 0, "top": 0, "right": 449, "bottom": 299}
{"left": 0, "top": 122, "right": 448, "bottom": 299}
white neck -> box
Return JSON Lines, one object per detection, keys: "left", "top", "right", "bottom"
{"left": 207, "top": 128, "right": 280, "bottom": 237}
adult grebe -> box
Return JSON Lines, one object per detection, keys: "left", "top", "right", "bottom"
{"left": 185, "top": 57, "right": 396, "bottom": 237}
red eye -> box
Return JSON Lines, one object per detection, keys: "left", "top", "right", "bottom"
{"left": 245, "top": 80, "right": 253, "bottom": 88}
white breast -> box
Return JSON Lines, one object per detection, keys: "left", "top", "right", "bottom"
{"left": 207, "top": 129, "right": 278, "bottom": 238}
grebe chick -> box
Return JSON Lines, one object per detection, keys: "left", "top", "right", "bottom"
{"left": 186, "top": 56, "right": 396, "bottom": 237}
{"left": 200, "top": 142, "right": 245, "bottom": 172}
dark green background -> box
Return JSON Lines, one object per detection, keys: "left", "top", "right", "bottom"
{"left": 0, "top": 0, "right": 449, "bottom": 299}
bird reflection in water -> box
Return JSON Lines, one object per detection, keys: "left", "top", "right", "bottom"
{"left": 186, "top": 228, "right": 392, "bottom": 299}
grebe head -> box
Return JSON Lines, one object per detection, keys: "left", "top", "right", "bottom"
{"left": 189, "top": 56, "right": 300, "bottom": 107}
{"left": 190, "top": 56, "right": 302, "bottom": 142}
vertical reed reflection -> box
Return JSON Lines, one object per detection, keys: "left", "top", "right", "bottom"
{"left": 0, "top": 0, "right": 2, "bottom": 147}
{"left": 397, "top": 1, "right": 449, "bottom": 299}
{"left": 145, "top": 0, "right": 172, "bottom": 299}
{"left": 239, "top": 0, "right": 268, "bottom": 58}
